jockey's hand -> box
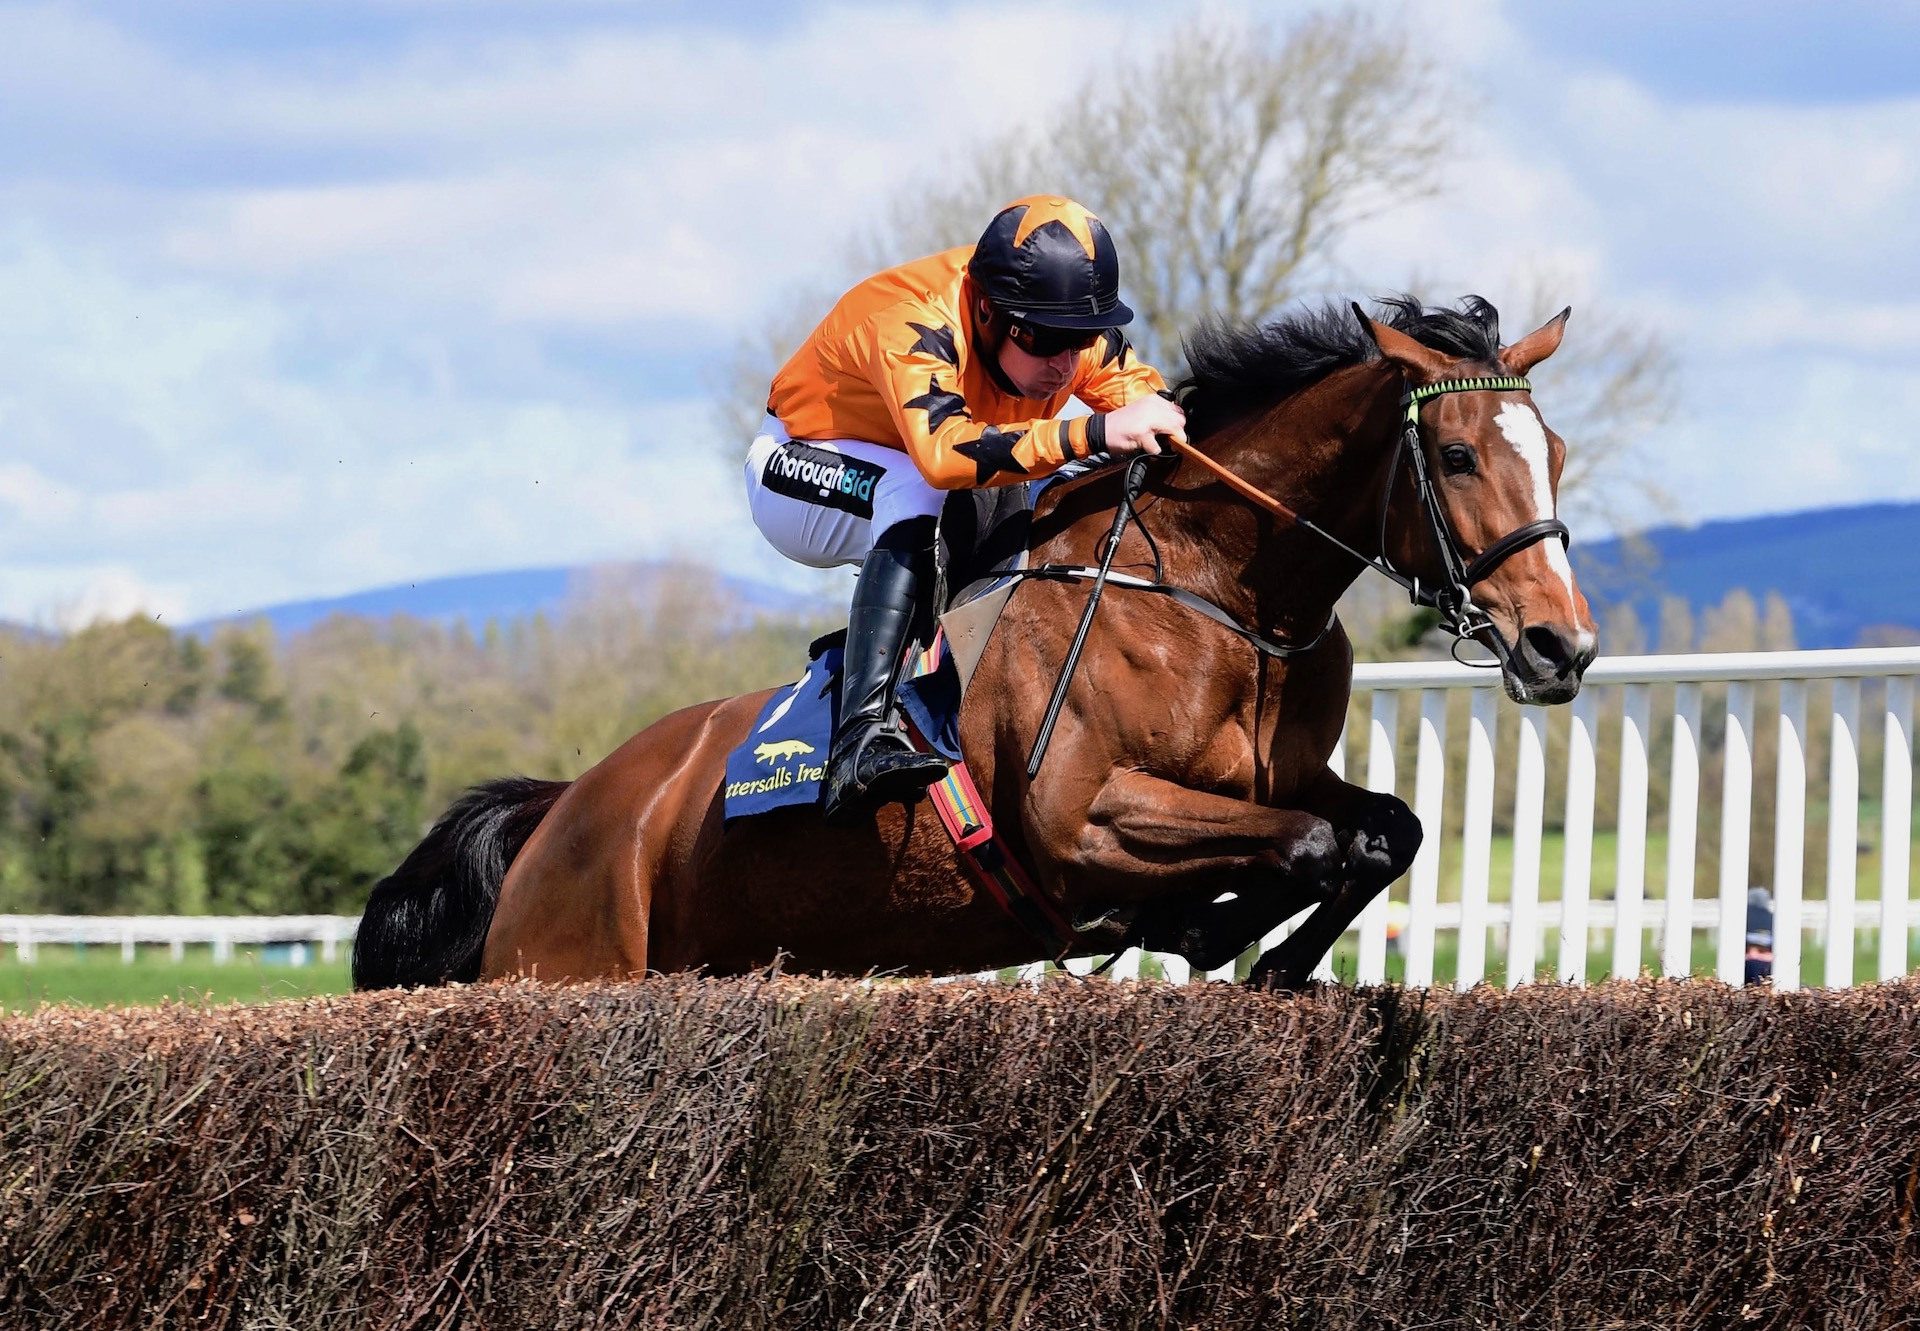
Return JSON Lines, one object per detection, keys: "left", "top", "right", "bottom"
{"left": 1101, "top": 395, "right": 1187, "bottom": 457}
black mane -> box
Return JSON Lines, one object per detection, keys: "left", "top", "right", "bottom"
{"left": 1178, "top": 295, "right": 1504, "bottom": 438}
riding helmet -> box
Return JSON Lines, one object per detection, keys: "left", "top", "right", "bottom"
{"left": 967, "top": 196, "right": 1134, "bottom": 331}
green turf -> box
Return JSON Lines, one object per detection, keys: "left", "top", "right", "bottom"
{"left": 14, "top": 809, "right": 1920, "bottom": 1011}
{"left": 1313, "top": 931, "right": 1916, "bottom": 989}
{"left": 1439, "top": 823, "right": 1920, "bottom": 906}
{"left": 0, "top": 945, "right": 354, "bottom": 1012}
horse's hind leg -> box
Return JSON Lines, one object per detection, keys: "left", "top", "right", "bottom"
{"left": 1135, "top": 889, "right": 1322, "bottom": 974}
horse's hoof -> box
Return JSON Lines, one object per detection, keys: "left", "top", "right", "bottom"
{"left": 1247, "top": 965, "right": 1323, "bottom": 993}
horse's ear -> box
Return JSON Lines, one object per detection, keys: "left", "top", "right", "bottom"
{"left": 1352, "top": 302, "right": 1453, "bottom": 383}
{"left": 1501, "top": 307, "right": 1572, "bottom": 376}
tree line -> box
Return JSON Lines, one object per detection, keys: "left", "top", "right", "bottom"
{"left": 6, "top": 556, "right": 1884, "bottom": 920}
{"left": 0, "top": 567, "right": 828, "bottom": 917}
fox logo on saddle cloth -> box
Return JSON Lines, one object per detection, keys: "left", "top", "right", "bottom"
{"left": 744, "top": 195, "right": 1187, "bottom": 823}
{"left": 753, "top": 739, "right": 815, "bottom": 765}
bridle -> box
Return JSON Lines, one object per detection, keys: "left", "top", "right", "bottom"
{"left": 1163, "top": 373, "right": 1571, "bottom": 669}
{"left": 1018, "top": 372, "right": 1574, "bottom": 781}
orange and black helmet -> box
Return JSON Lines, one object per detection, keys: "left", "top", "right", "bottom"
{"left": 967, "top": 195, "right": 1134, "bottom": 331}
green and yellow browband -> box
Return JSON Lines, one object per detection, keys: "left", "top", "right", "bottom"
{"left": 1402, "top": 375, "right": 1532, "bottom": 423}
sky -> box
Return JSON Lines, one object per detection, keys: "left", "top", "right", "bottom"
{"left": 1, "top": 0, "right": 1916, "bottom": 626}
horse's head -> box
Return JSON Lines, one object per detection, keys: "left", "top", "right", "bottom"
{"left": 1358, "top": 301, "right": 1598, "bottom": 704}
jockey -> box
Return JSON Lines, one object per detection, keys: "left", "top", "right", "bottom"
{"left": 745, "top": 195, "right": 1187, "bottom": 823}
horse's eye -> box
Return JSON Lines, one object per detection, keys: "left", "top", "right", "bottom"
{"left": 1441, "top": 443, "right": 1477, "bottom": 476}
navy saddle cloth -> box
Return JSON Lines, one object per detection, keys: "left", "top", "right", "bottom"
{"left": 722, "top": 479, "right": 1074, "bottom": 823}
{"left": 721, "top": 631, "right": 961, "bottom": 823}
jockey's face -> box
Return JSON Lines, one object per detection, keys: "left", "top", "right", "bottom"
{"left": 975, "top": 296, "right": 1081, "bottom": 399}
{"left": 997, "top": 336, "right": 1078, "bottom": 399}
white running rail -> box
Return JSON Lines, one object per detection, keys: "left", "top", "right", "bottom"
{"left": 1022, "top": 647, "right": 1920, "bottom": 991}
{"left": 2, "top": 915, "right": 357, "bottom": 966}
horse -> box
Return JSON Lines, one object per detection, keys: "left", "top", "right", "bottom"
{"left": 353, "top": 296, "right": 1597, "bottom": 992}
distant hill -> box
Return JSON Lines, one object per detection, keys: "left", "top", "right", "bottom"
{"left": 1574, "top": 501, "right": 1920, "bottom": 650}
{"left": 167, "top": 501, "right": 1920, "bottom": 650}
{"left": 192, "top": 562, "right": 835, "bottom": 638}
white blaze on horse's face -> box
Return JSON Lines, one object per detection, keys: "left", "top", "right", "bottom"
{"left": 1492, "top": 400, "right": 1578, "bottom": 603}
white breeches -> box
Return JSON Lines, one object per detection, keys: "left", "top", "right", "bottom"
{"left": 744, "top": 415, "right": 946, "bottom": 568}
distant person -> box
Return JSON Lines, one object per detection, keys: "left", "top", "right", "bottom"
{"left": 1745, "top": 885, "right": 1775, "bottom": 985}
{"left": 744, "top": 196, "right": 1184, "bottom": 822}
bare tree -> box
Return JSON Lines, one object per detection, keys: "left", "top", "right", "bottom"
{"left": 858, "top": 12, "right": 1449, "bottom": 374}
{"left": 717, "top": 9, "right": 1448, "bottom": 442}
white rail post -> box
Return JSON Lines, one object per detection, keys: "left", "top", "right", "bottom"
{"left": 1457, "top": 689, "right": 1498, "bottom": 990}
{"left": 1509, "top": 708, "right": 1548, "bottom": 988}
{"left": 1883, "top": 677, "right": 1913, "bottom": 981}
{"left": 1663, "top": 684, "right": 1702, "bottom": 978}
{"left": 15, "top": 923, "right": 34, "bottom": 965}
{"left": 1356, "top": 691, "right": 1399, "bottom": 985}
{"left": 213, "top": 926, "right": 233, "bottom": 966}
{"left": 320, "top": 919, "right": 340, "bottom": 965}
{"left": 1774, "top": 681, "right": 1808, "bottom": 991}
{"left": 1406, "top": 690, "right": 1448, "bottom": 988}
{"left": 1613, "top": 684, "right": 1651, "bottom": 980}
{"left": 121, "top": 927, "right": 136, "bottom": 965}
{"left": 1825, "top": 678, "right": 1860, "bottom": 988}
{"left": 1157, "top": 954, "right": 1191, "bottom": 986}
{"left": 1718, "top": 682, "right": 1755, "bottom": 985}
{"left": 1559, "top": 687, "right": 1598, "bottom": 984}
{"left": 169, "top": 931, "right": 185, "bottom": 963}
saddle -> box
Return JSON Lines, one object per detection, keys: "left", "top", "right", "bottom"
{"left": 931, "top": 478, "right": 1045, "bottom": 693}
{"left": 934, "top": 482, "right": 1035, "bottom": 612}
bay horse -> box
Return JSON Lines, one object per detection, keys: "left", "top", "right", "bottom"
{"left": 354, "top": 296, "right": 1596, "bottom": 991}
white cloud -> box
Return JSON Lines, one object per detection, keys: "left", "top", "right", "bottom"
{"left": 0, "top": 567, "right": 192, "bottom": 632}
{"left": 30, "top": 3, "right": 1160, "bottom": 335}
{"left": 0, "top": 231, "right": 754, "bottom": 619}
{"left": 2, "top": 0, "right": 1916, "bottom": 627}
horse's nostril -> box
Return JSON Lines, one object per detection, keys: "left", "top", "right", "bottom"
{"left": 1522, "top": 624, "right": 1578, "bottom": 678}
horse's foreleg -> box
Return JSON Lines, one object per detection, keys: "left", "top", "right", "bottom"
{"left": 1245, "top": 773, "right": 1421, "bottom": 989}
{"left": 1044, "top": 771, "right": 1346, "bottom": 967}
{"left": 1067, "top": 770, "right": 1346, "bottom": 898}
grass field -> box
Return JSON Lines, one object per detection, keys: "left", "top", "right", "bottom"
{"left": 1125, "top": 931, "right": 1916, "bottom": 989}
{"left": 0, "top": 946, "right": 353, "bottom": 1012}
{"left": 1437, "top": 819, "right": 1920, "bottom": 905}
{"left": 8, "top": 808, "right": 1918, "bottom": 1012}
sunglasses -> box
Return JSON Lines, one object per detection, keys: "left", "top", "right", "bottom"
{"left": 1005, "top": 320, "right": 1102, "bottom": 358}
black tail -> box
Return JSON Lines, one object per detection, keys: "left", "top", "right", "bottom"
{"left": 352, "top": 776, "right": 570, "bottom": 990}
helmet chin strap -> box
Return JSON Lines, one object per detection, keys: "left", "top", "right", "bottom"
{"left": 971, "top": 297, "right": 1031, "bottom": 399}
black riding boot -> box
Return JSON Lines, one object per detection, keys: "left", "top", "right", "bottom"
{"left": 822, "top": 527, "right": 950, "bottom": 825}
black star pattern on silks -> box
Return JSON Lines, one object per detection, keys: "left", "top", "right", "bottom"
{"left": 1099, "top": 327, "right": 1130, "bottom": 368}
{"left": 906, "top": 321, "right": 959, "bottom": 366}
{"left": 904, "top": 374, "right": 970, "bottom": 431}
{"left": 955, "top": 425, "right": 1030, "bottom": 484}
